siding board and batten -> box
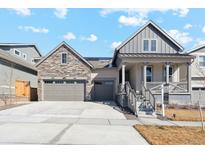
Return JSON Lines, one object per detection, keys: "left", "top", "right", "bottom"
{"left": 119, "top": 24, "right": 180, "bottom": 54}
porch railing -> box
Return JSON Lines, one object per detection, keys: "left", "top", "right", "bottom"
{"left": 125, "top": 82, "right": 138, "bottom": 115}
{"left": 146, "top": 82, "right": 188, "bottom": 94}
{"left": 142, "top": 85, "right": 156, "bottom": 111}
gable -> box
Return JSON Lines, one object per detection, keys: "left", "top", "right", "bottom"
{"left": 119, "top": 24, "right": 182, "bottom": 54}
{"left": 188, "top": 45, "right": 205, "bottom": 55}
{"left": 36, "top": 44, "right": 92, "bottom": 70}
{"left": 36, "top": 42, "right": 93, "bottom": 69}
{"left": 36, "top": 44, "right": 93, "bottom": 80}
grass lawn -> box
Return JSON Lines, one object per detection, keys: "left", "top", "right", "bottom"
{"left": 165, "top": 108, "right": 205, "bottom": 121}
{"left": 134, "top": 125, "right": 205, "bottom": 145}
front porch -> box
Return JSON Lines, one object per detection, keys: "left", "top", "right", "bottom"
{"left": 116, "top": 53, "right": 193, "bottom": 116}
{"left": 118, "top": 53, "right": 192, "bottom": 95}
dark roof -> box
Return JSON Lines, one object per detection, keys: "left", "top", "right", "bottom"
{"left": 118, "top": 53, "right": 194, "bottom": 59}
{"left": 0, "top": 43, "right": 42, "bottom": 57}
{"left": 84, "top": 57, "right": 112, "bottom": 69}
{"left": 186, "top": 44, "right": 205, "bottom": 54}
{"left": 0, "top": 49, "right": 37, "bottom": 71}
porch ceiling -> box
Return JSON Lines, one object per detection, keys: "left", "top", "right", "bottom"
{"left": 118, "top": 53, "right": 194, "bottom": 64}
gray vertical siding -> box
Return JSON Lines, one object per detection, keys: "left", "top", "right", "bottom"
{"left": 119, "top": 24, "right": 179, "bottom": 54}
{"left": 0, "top": 46, "right": 41, "bottom": 65}
{"left": 0, "top": 60, "right": 38, "bottom": 95}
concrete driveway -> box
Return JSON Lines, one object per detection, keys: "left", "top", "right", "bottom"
{"left": 0, "top": 101, "right": 148, "bottom": 145}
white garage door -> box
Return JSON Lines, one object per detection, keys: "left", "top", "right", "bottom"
{"left": 43, "top": 80, "right": 85, "bottom": 101}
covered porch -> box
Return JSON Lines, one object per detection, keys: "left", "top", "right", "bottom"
{"left": 118, "top": 53, "right": 193, "bottom": 96}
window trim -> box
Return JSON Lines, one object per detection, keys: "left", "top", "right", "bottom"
{"left": 143, "top": 39, "right": 149, "bottom": 52}
{"left": 60, "top": 52, "right": 68, "bottom": 64}
{"left": 198, "top": 56, "right": 205, "bottom": 68}
{"left": 142, "top": 39, "right": 158, "bottom": 52}
{"left": 150, "top": 39, "right": 157, "bottom": 52}
{"left": 146, "top": 66, "right": 153, "bottom": 82}
{"left": 163, "top": 65, "right": 173, "bottom": 82}
{"left": 14, "top": 49, "right": 21, "bottom": 57}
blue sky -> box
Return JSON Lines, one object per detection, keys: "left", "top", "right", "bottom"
{"left": 0, "top": 8, "right": 205, "bottom": 57}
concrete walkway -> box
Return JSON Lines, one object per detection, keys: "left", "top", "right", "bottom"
{"left": 0, "top": 101, "right": 148, "bottom": 145}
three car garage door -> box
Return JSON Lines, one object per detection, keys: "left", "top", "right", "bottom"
{"left": 43, "top": 80, "right": 85, "bottom": 101}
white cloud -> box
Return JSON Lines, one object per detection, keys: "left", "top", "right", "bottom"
{"left": 81, "top": 34, "right": 98, "bottom": 42}
{"left": 202, "top": 26, "right": 205, "bottom": 33}
{"left": 63, "top": 32, "right": 76, "bottom": 41}
{"left": 18, "top": 26, "right": 48, "bottom": 33}
{"left": 168, "top": 29, "right": 192, "bottom": 45}
{"left": 184, "top": 24, "right": 193, "bottom": 29}
{"left": 100, "top": 8, "right": 189, "bottom": 18}
{"left": 118, "top": 15, "right": 147, "bottom": 26}
{"left": 194, "top": 38, "right": 205, "bottom": 47}
{"left": 10, "top": 8, "right": 31, "bottom": 16}
{"left": 173, "top": 8, "right": 189, "bottom": 17}
{"left": 197, "top": 40, "right": 205, "bottom": 46}
{"left": 111, "top": 41, "right": 122, "bottom": 49}
{"left": 100, "top": 8, "right": 189, "bottom": 27}
{"left": 54, "top": 8, "right": 67, "bottom": 19}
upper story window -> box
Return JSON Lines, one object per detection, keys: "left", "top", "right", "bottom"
{"left": 61, "top": 53, "right": 67, "bottom": 64}
{"left": 199, "top": 56, "right": 205, "bottom": 67}
{"left": 143, "top": 40, "right": 149, "bottom": 51}
{"left": 143, "top": 39, "right": 157, "bottom": 52}
{"left": 14, "top": 49, "right": 21, "bottom": 56}
{"left": 151, "top": 40, "right": 157, "bottom": 51}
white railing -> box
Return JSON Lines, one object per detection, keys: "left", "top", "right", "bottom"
{"left": 142, "top": 85, "right": 156, "bottom": 111}
{"left": 146, "top": 82, "right": 188, "bottom": 94}
{"left": 125, "top": 82, "right": 138, "bottom": 115}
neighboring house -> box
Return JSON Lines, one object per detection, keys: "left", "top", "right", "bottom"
{"left": 0, "top": 43, "right": 42, "bottom": 103}
{"left": 36, "top": 20, "right": 194, "bottom": 115}
{"left": 187, "top": 44, "right": 205, "bottom": 104}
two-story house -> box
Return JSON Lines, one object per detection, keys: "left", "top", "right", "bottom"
{"left": 0, "top": 43, "right": 42, "bottom": 103}
{"left": 187, "top": 44, "right": 205, "bottom": 104}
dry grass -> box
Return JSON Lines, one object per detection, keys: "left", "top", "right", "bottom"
{"left": 165, "top": 108, "right": 205, "bottom": 121}
{"left": 134, "top": 125, "right": 205, "bottom": 145}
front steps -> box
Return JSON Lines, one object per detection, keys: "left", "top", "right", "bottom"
{"left": 136, "top": 100, "right": 156, "bottom": 117}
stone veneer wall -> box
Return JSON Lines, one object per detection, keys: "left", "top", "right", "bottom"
{"left": 36, "top": 45, "right": 92, "bottom": 101}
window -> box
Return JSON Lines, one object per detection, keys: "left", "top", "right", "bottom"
{"left": 14, "top": 49, "right": 21, "bottom": 56}
{"left": 22, "top": 53, "right": 27, "bottom": 60}
{"left": 163, "top": 66, "right": 173, "bottom": 82}
{"left": 199, "top": 56, "right": 205, "bottom": 67}
{"left": 143, "top": 40, "right": 149, "bottom": 51}
{"left": 151, "top": 40, "right": 157, "bottom": 51}
{"left": 143, "top": 39, "right": 157, "bottom": 52}
{"left": 61, "top": 53, "right": 67, "bottom": 64}
{"left": 192, "top": 87, "right": 205, "bottom": 91}
{"left": 146, "top": 66, "right": 153, "bottom": 82}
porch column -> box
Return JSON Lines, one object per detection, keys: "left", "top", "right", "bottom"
{"left": 166, "top": 63, "right": 170, "bottom": 84}
{"left": 121, "top": 64, "right": 126, "bottom": 87}
{"left": 143, "top": 64, "right": 147, "bottom": 88}
{"left": 187, "top": 62, "right": 191, "bottom": 93}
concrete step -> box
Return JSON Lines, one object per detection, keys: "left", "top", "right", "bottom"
{"left": 137, "top": 111, "right": 157, "bottom": 118}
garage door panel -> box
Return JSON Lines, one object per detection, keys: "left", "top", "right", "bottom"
{"left": 94, "top": 80, "right": 114, "bottom": 101}
{"left": 43, "top": 80, "right": 85, "bottom": 101}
